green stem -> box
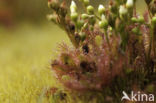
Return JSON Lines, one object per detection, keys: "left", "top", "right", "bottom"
{"left": 95, "top": 14, "right": 101, "bottom": 20}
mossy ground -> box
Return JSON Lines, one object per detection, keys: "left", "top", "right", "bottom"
{"left": 0, "top": 22, "right": 70, "bottom": 103}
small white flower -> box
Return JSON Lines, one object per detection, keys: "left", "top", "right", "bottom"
{"left": 101, "top": 14, "right": 106, "bottom": 21}
{"left": 98, "top": 4, "right": 105, "bottom": 15}
{"left": 119, "top": 5, "right": 128, "bottom": 15}
{"left": 70, "top": 1, "right": 77, "bottom": 13}
{"left": 126, "top": 0, "right": 134, "bottom": 8}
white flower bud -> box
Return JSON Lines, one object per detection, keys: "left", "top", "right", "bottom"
{"left": 83, "top": 0, "right": 89, "bottom": 6}
{"left": 81, "top": 14, "right": 89, "bottom": 20}
{"left": 99, "top": 14, "right": 108, "bottom": 29}
{"left": 47, "top": 14, "right": 57, "bottom": 22}
{"left": 119, "top": 5, "right": 128, "bottom": 16}
{"left": 99, "top": 21, "right": 108, "bottom": 29}
{"left": 71, "top": 12, "right": 78, "bottom": 21}
{"left": 152, "top": 16, "right": 156, "bottom": 25}
{"left": 98, "top": 4, "right": 106, "bottom": 15}
{"left": 126, "top": 0, "right": 134, "bottom": 9}
{"left": 87, "top": 5, "right": 94, "bottom": 14}
{"left": 48, "top": 0, "right": 59, "bottom": 10}
{"left": 70, "top": 1, "right": 77, "bottom": 13}
{"left": 101, "top": 14, "right": 106, "bottom": 21}
{"left": 138, "top": 16, "right": 145, "bottom": 23}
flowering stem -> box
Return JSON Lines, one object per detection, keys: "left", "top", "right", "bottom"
{"left": 104, "top": 30, "right": 110, "bottom": 48}
{"left": 95, "top": 15, "right": 101, "bottom": 20}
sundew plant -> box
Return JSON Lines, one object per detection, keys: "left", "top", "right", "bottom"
{"left": 47, "top": 0, "right": 156, "bottom": 102}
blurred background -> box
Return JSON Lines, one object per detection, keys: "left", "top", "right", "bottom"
{"left": 0, "top": 0, "right": 147, "bottom": 102}
{"left": 0, "top": 0, "right": 49, "bottom": 25}
{"left": 0, "top": 0, "right": 109, "bottom": 27}
{"left": 0, "top": 0, "right": 146, "bottom": 27}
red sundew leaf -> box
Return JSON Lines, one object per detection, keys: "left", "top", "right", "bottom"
{"left": 140, "top": 25, "right": 150, "bottom": 54}
{"left": 143, "top": 10, "right": 149, "bottom": 23}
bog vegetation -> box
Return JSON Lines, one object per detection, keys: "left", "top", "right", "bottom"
{"left": 47, "top": 0, "right": 156, "bottom": 103}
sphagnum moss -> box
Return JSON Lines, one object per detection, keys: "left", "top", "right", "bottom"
{"left": 47, "top": 0, "right": 156, "bottom": 103}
